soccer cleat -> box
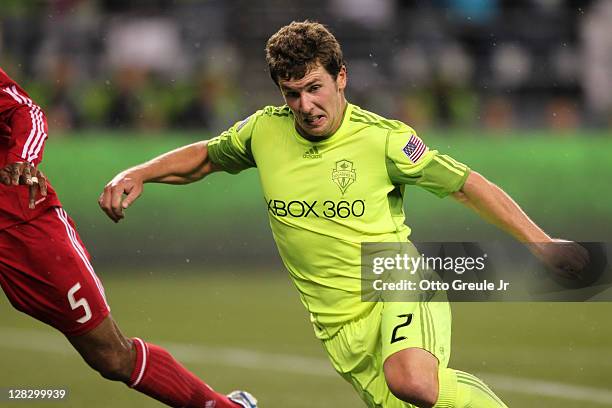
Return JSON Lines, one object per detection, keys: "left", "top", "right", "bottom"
{"left": 227, "top": 390, "right": 258, "bottom": 408}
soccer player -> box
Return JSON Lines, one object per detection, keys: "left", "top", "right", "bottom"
{"left": 99, "top": 21, "right": 588, "bottom": 408}
{"left": 0, "top": 67, "right": 257, "bottom": 408}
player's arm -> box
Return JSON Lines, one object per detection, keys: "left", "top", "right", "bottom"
{"left": 452, "top": 171, "right": 588, "bottom": 278}
{"left": 99, "top": 112, "right": 258, "bottom": 223}
{"left": 98, "top": 140, "right": 221, "bottom": 223}
{"left": 385, "top": 128, "right": 588, "bottom": 279}
{"left": 452, "top": 171, "right": 549, "bottom": 242}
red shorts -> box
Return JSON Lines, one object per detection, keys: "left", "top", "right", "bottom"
{"left": 0, "top": 207, "right": 110, "bottom": 336}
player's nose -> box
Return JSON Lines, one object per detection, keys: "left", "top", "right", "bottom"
{"left": 299, "top": 93, "right": 315, "bottom": 113}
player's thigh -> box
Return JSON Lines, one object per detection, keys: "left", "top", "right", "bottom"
{"left": 0, "top": 207, "right": 109, "bottom": 336}
{"left": 381, "top": 297, "right": 452, "bottom": 368}
{"left": 322, "top": 304, "right": 411, "bottom": 408}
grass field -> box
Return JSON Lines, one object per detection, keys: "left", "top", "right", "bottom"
{"left": 1, "top": 267, "right": 611, "bottom": 407}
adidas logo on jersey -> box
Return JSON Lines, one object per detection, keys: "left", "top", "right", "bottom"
{"left": 303, "top": 146, "right": 322, "bottom": 159}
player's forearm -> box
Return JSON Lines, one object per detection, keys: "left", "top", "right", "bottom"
{"left": 453, "top": 171, "right": 551, "bottom": 243}
{"left": 127, "top": 141, "right": 216, "bottom": 185}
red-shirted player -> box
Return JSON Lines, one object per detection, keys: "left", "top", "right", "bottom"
{"left": 0, "top": 68, "right": 257, "bottom": 408}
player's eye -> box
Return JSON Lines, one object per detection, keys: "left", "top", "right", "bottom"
{"left": 309, "top": 85, "right": 321, "bottom": 92}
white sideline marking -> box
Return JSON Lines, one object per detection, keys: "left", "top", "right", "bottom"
{"left": 482, "top": 373, "right": 612, "bottom": 406}
{"left": 1, "top": 326, "right": 612, "bottom": 405}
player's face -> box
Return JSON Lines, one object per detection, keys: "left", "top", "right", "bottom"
{"left": 279, "top": 64, "right": 347, "bottom": 139}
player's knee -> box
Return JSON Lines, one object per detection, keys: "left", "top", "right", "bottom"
{"left": 385, "top": 368, "right": 437, "bottom": 407}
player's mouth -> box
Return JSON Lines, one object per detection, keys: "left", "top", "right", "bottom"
{"left": 303, "top": 115, "right": 326, "bottom": 128}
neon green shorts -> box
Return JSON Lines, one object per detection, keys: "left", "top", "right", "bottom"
{"left": 322, "top": 296, "right": 451, "bottom": 408}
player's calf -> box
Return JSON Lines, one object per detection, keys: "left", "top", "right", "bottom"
{"left": 67, "top": 316, "right": 135, "bottom": 382}
{"left": 82, "top": 345, "right": 134, "bottom": 382}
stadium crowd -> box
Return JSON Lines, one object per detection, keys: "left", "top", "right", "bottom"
{"left": 1, "top": 0, "right": 610, "bottom": 132}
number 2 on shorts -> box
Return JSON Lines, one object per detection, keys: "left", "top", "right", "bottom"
{"left": 390, "top": 313, "right": 413, "bottom": 344}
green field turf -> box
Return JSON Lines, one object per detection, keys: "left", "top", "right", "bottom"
{"left": 1, "top": 268, "right": 611, "bottom": 407}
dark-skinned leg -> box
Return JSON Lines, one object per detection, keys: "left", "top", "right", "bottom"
{"left": 67, "top": 315, "right": 241, "bottom": 408}
{"left": 67, "top": 316, "right": 134, "bottom": 381}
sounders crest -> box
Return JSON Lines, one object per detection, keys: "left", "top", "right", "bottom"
{"left": 332, "top": 159, "right": 356, "bottom": 195}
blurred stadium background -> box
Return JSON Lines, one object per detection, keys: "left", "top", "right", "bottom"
{"left": 1, "top": 1, "right": 611, "bottom": 407}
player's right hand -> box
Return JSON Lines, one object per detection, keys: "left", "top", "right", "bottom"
{"left": 98, "top": 171, "right": 144, "bottom": 223}
{"left": 0, "top": 161, "right": 48, "bottom": 209}
{"left": 529, "top": 239, "right": 590, "bottom": 280}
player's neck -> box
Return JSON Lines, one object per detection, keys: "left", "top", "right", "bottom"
{"left": 331, "top": 98, "right": 348, "bottom": 134}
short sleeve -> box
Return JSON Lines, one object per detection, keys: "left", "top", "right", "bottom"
{"left": 1, "top": 86, "right": 49, "bottom": 166}
{"left": 385, "top": 127, "right": 470, "bottom": 197}
{"left": 207, "top": 113, "right": 258, "bottom": 174}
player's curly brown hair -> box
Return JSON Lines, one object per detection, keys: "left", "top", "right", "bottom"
{"left": 265, "top": 20, "right": 345, "bottom": 86}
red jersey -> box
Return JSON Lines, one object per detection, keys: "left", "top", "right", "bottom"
{"left": 0, "top": 68, "right": 61, "bottom": 230}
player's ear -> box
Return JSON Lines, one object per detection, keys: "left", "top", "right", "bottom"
{"left": 336, "top": 65, "right": 347, "bottom": 91}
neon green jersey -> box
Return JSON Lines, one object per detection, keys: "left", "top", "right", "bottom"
{"left": 208, "top": 103, "right": 470, "bottom": 339}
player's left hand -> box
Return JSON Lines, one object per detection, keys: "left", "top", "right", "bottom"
{"left": 98, "top": 170, "right": 145, "bottom": 223}
{"left": 0, "top": 161, "right": 48, "bottom": 209}
{"left": 530, "top": 239, "right": 590, "bottom": 280}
